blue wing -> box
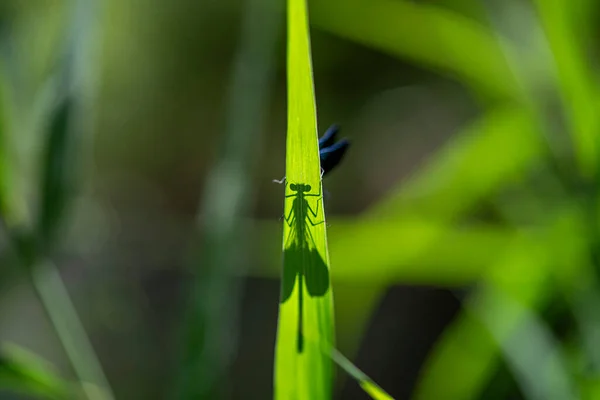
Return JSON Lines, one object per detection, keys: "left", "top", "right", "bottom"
{"left": 318, "top": 124, "right": 340, "bottom": 150}
{"left": 320, "top": 138, "right": 350, "bottom": 176}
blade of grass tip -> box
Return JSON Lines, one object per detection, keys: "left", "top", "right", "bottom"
{"left": 328, "top": 347, "right": 394, "bottom": 400}
{"left": 172, "top": 0, "right": 282, "bottom": 398}
{"left": 274, "top": 0, "right": 335, "bottom": 398}
{"left": 300, "top": 331, "right": 394, "bottom": 399}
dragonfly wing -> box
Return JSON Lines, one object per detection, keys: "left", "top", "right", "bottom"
{"left": 318, "top": 124, "right": 340, "bottom": 150}
{"left": 320, "top": 139, "right": 350, "bottom": 176}
{"left": 305, "top": 248, "right": 330, "bottom": 297}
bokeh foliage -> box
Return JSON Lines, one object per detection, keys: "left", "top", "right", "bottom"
{"left": 1, "top": 0, "right": 600, "bottom": 399}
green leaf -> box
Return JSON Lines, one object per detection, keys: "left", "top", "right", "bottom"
{"left": 274, "top": 0, "right": 335, "bottom": 398}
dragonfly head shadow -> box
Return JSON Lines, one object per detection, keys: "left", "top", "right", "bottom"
{"left": 289, "top": 183, "right": 311, "bottom": 193}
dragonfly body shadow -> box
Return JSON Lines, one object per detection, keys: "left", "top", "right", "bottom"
{"left": 281, "top": 182, "right": 329, "bottom": 353}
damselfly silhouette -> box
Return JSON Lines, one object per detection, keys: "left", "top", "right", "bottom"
{"left": 273, "top": 124, "right": 350, "bottom": 184}
{"left": 281, "top": 182, "right": 330, "bottom": 353}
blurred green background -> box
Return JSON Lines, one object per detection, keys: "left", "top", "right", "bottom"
{"left": 2, "top": 0, "right": 600, "bottom": 399}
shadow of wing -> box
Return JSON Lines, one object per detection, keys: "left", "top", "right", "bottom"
{"left": 305, "top": 248, "right": 330, "bottom": 297}
{"left": 281, "top": 244, "right": 301, "bottom": 303}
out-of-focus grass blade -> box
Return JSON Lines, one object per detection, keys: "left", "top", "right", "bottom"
{"left": 0, "top": 342, "right": 73, "bottom": 399}
{"left": 37, "top": 94, "right": 74, "bottom": 247}
{"left": 0, "top": 65, "right": 27, "bottom": 231}
{"left": 532, "top": 0, "right": 599, "bottom": 177}
{"left": 472, "top": 287, "right": 578, "bottom": 400}
{"left": 415, "top": 210, "right": 586, "bottom": 399}
{"left": 256, "top": 218, "right": 517, "bottom": 284}
{"left": 309, "top": 0, "right": 522, "bottom": 101}
{"left": 368, "top": 106, "right": 542, "bottom": 221}
{"left": 414, "top": 240, "right": 550, "bottom": 400}
{"left": 0, "top": 68, "right": 8, "bottom": 223}
{"left": 328, "top": 347, "right": 394, "bottom": 400}
{"left": 274, "top": 0, "right": 334, "bottom": 398}
{"left": 173, "top": 0, "right": 281, "bottom": 396}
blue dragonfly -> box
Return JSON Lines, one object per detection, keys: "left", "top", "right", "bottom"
{"left": 317, "top": 124, "right": 350, "bottom": 177}
{"left": 273, "top": 124, "right": 350, "bottom": 184}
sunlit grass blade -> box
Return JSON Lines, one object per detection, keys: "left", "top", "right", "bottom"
{"left": 274, "top": 0, "right": 334, "bottom": 398}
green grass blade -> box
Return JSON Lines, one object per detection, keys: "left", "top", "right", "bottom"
{"left": 0, "top": 68, "right": 8, "bottom": 224}
{"left": 368, "top": 106, "right": 542, "bottom": 221}
{"left": 309, "top": 0, "right": 521, "bottom": 101}
{"left": 173, "top": 0, "right": 281, "bottom": 396}
{"left": 328, "top": 347, "right": 394, "bottom": 400}
{"left": 532, "top": 0, "right": 599, "bottom": 176}
{"left": 414, "top": 249, "right": 550, "bottom": 400}
{"left": 274, "top": 0, "right": 334, "bottom": 398}
{"left": 414, "top": 211, "right": 585, "bottom": 399}
{"left": 472, "top": 287, "right": 577, "bottom": 400}
{"left": 255, "top": 218, "right": 518, "bottom": 285}
{"left": 0, "top": 342, "right": 74, "bottom": 399}
{"left": 0, "top": 64, "right": 28, "bottom": 232}
{"left": 38, "top": 94, "right": 74, "bottom": 247}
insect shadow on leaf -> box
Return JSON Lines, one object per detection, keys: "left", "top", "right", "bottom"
{"left": 280, "top": 182, "right": 330, "bottom": 353}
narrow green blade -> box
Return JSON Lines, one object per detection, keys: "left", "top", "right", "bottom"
{"left": 0, "top": 342, "right": 74, "bottom": 399}
{"left": 329, "top": 347, "right": 394, "bottom": 400}
{"left": 274, "top": 0, "right": 334, "bottom": 398}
